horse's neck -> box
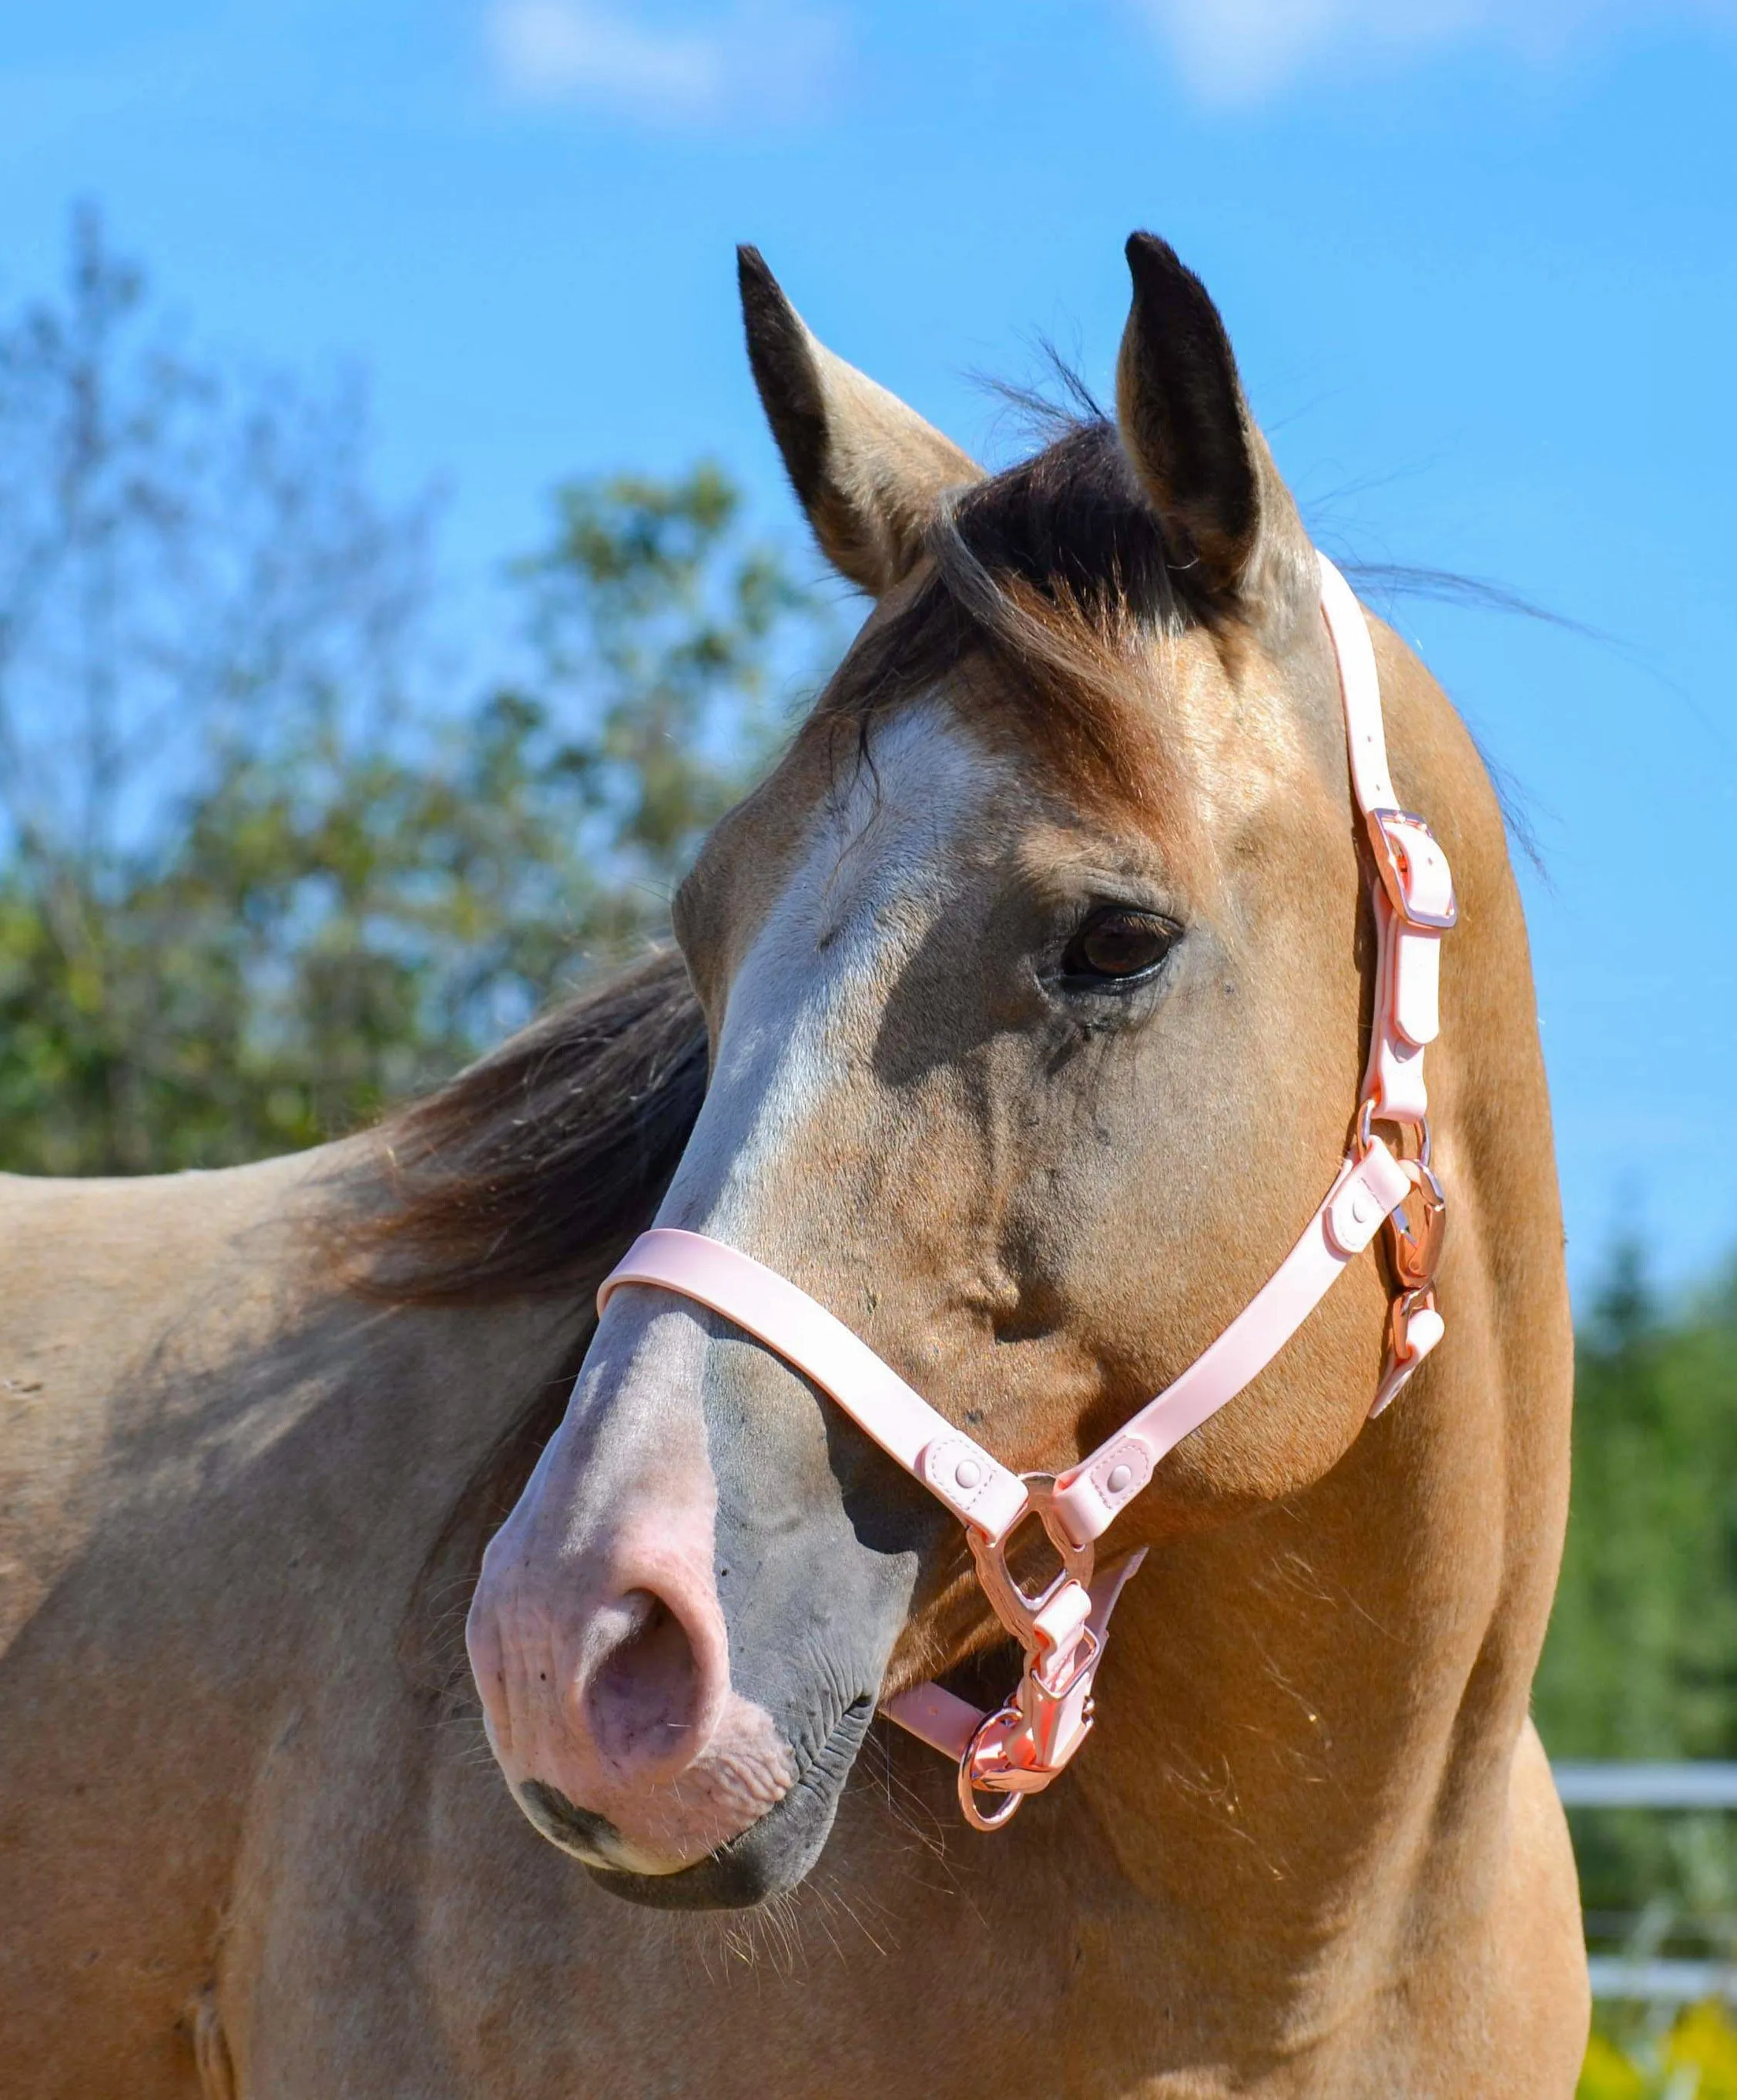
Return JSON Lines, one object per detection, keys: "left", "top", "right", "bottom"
{"left": 140, "top": 1152, "right": 596, "bottom": 1633}
{"left": 280, "top": 1286, "right": 592, "bottom": 1624}
{"left": 1078, "top": 1369, "right": 1528, "bottom": 1922}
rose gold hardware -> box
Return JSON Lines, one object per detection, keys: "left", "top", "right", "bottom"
{"left": 1389, "top": 1156, "right": 1447, "bottom": 1292}
{"left": 1366, "top": 808, "right": 1459, "bottom": 931}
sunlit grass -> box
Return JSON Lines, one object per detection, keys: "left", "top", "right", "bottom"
{"left": 1581, "top": 2002, "right": 1737, "bottom": 2098}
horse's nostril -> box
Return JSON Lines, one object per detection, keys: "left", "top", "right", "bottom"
{"left": 582, "top": 1588, "right": 706, "bottom": 1773}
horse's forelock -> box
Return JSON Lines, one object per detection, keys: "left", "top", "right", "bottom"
{"left": 816, "top": 415, "right": 1213, "bottom": 835}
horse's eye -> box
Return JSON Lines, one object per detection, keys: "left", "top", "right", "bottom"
{"left": 1060, "top": 907, "right": 1178, "bottom": 987}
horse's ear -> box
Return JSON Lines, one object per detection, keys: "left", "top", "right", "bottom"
{"left": 737, "top": 246, "right": 984, "bottom": 597}
{"left": 1115, "top": 233, "right": 1313, "bottom": 636}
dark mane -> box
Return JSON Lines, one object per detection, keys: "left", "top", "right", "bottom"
{"left": 348, "top": 946, "right": 706, "bottom": 1305}
{"left": 952, "top": 418, "right": 1177, "bottom": 619}
{"left": 351, "top": 421, "right": 1199, "bottom": 1306}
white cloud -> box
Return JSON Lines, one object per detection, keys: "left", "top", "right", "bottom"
{"left": 487, "top": 0, "right": 843, "bottom": 126}
{"left": 1132, "top": 0, "right": 1737, "bottom": 103}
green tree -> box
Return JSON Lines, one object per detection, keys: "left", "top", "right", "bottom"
{"left": 1538, "top": 1249, "right": 1737, "bottom": 1762}
{"left": 0, "top": 213, "right": 831, "bottom": 1174}
{"left": 515, "top": 462, "right": 819, "bottom": 894}
{"left": 1536, "top": 1246, "right": 1737, "bottom": 1961}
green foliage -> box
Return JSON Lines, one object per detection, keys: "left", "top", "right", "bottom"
{"left": 1535, "top": 1249, "right": 1737, "bottom": 1949}
{"left": 1540, "top": 1246, "right": 1737, "bottom": 1763}
{"left": 517, "top": 464, "right": 815, "bottom": 880}
{"left": 0, "top": 214, "right": 832, "bottom": 1173}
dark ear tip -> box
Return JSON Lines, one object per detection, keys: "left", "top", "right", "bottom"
{"left": 736, "top": 245, "right": 798, "bottom": 340}
{"left": 1125, "top": 230, "right": 1182, "bottom": 272}
{"left": 736, "top": 245, "right": 776, "bottom": 313}
{"left": 1122, "top": 233, "right": 1224, "bottom": 344}
{"left": 1124, "top": 231, "right": 1198, "bottom": 301}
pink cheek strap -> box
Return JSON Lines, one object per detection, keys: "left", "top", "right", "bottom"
{"left": 594, "top": 555, "right": 1455, "bottom": 1831}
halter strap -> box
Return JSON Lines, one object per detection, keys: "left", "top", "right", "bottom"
{"left": 599, "top": 1228, "right": 1029, "bottom": 1541}
{"left": 596, "top": 553, "right": 1456, "bottom": 1828}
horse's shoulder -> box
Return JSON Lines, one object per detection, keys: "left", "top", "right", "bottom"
{"left": 0, "top": 1147, "right": 357, "bottom": 1650}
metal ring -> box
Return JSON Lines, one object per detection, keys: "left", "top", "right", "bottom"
{"left": 957, "top": 1708, "right": 1025, "bottom": 1833}
{"left": 957, "top": 1764, "right": 1024, "bottom": 1832}
{"left": 1356, "top": 1098, "right": 1434, "bottom": 1173}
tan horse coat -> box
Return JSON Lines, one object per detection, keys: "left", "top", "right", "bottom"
{"left": 0, "top": 235, "right": 1587, "bottom": 2098}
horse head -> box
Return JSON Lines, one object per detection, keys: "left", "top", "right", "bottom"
{"left": 466, "top": 234, "right": 1491, "bottom": 1907}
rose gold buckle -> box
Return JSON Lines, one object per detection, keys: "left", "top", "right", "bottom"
{"left": 1356, "top": 1095, "right": 1432, "bottom": 1169}
{"left": 1366, "top": 809, "right": 1458, "bottom": 932}
{"left": 957, "top": 1646, "right": 1102, "bottom": 1833}
{"left": 966, "top": 1474, "right": 1096, "bottom": 1650}
{"left": 1371, "top": 1283, "right": 1442, "bottom": 1417}
{"left": 1388, "top": 1156, "right": 1447, "bottom": 1292}
{"left": 1034, "top": 1620, "right": 1100, "bottom": 1702}
{"left": 957, "top": 1475, "right": 1107, "bottom": 1833}
{"left": 1389, "top": 1284, "right": 1437, "bottom": 1368}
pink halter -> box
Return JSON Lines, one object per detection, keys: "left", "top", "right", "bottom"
{"left": 597, "top": 555, "right": 1455, "bottom": 1830}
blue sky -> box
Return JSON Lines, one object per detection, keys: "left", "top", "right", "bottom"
{"left": 3, "top": 0, "right": 1734, "bottom": 1298}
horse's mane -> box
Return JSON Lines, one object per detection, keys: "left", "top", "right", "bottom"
{"left": 350, "top": 418, "right": 1267, "bottom": 1307}
{"left": 350, "top": 945, "right": 706, "bottom": 1305}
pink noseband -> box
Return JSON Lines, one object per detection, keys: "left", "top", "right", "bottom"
{"left": 598, "top": 555, "right": 1455, "bottom": 1830}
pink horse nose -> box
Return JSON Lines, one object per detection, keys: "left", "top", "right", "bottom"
{"left": 467, "top": 1511, "right": 736, "bottom": 1836}
{"left": 465, "top": 1344, "right": 801, "bottom": 1872}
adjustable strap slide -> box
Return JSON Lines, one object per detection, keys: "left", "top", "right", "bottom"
{"left": 1318, "top": 555, "right": 1457, "bottom": 1132}
{"left": 884, "top": 1550, "right": 1148, "bottom": 1763}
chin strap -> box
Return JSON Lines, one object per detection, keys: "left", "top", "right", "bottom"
{"left": 596, "top": 553, "right": 1456, "bottom": 1830}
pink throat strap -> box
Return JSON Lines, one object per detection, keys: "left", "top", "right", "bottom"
{"left": 596, "top": 553, "right": 1457, "bottom": 1830}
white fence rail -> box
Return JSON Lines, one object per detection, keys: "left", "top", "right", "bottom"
{"left": 1585, "top": 1958, "right": 1737, "bottom": 2004}
{"left": 1554, "top": 1763, "right": 1737, "bottom": 1810}
{"left": 1552, "top": 1763, "right": 1737, "bottom": 2002}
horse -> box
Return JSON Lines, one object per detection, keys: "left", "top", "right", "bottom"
{"left": 0, "top": 232, "right": 1588, "bottom": 2097}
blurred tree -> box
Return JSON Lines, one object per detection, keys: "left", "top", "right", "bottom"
{"left": 516, "top": 463, "right": 817, "bottom": 891}
{"left": 1535, "top": 1246, "right": 1737, "bottom": 1954}
{"left": 1538, "top": 1248, "right": 1737, "bottom": 1761}
{"left": 0, "top": 211, "right": 830, "bottom": 1173}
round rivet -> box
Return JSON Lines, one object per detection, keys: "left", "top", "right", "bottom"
{"left": 1106, "top": 1463, "right": 1133, "bottom": 1495}
{"left": 1350, "top": 1189, "right": 1376, "bottom": 1226}
{"left": 954, "top": 1458, "right": 982, "bottom": 1491}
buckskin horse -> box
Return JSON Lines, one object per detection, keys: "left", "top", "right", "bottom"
{"left": 0, "top": 234, "right": 1588, "bottom": 2096}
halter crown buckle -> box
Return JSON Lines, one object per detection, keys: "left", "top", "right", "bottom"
{"left": 1366, "top": 808, "right": 1459, "bottom": 931}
